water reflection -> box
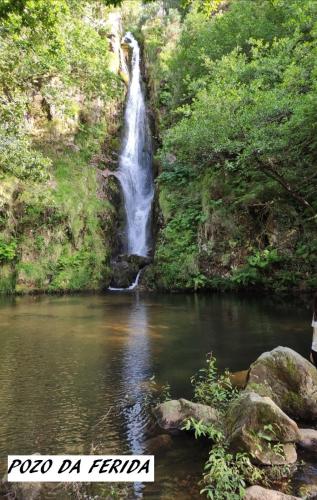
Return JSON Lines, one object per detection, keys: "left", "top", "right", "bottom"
{"left": 0, "top": 292, "right": 312, "bottom": 498}
{"left": 120, "top": 292, "right": 151, "bottom": 497}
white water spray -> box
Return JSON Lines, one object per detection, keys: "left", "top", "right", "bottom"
{"left": 116, "top": 33, "right": 154, "bottom": 257}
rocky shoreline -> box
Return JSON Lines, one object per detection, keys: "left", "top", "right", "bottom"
{"left": 152, "top": 347, "right": 317, "bottom": 499}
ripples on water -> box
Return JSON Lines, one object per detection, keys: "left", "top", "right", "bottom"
{"left": 0, "top": 292, "right": 313, "bottom": 498}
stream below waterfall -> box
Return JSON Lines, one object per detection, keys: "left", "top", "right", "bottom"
{"left": 0, "top": 292, "right": 315, "bottom": 498}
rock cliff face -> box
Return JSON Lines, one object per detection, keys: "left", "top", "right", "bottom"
{"left": 0, "top": 11, "right": 127, "bottom": 294}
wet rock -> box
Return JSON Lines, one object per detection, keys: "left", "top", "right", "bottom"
{"left": 247, "top": 347, "right": 317, "bottom": 421}
{"left": 244, "top": 485, "right": 300, "bottom": 500}
{"left": 109, "top": 254, "right": 151, "bottom": 288}
{"left": 109, "top": 260, "right": 136, "bottom": 288}
{"left": 297, "top": 428, "right": 317, "bottom": 453}
{"left": 144, "top": 434, "right": 173, "bottom": 454}
{"left": 153, "top": 398, "right": 220, "bottom": 432}
{"left": 125, "top": 254, "right": 151, "bottom": 268}
{"left": 226, "top": 392, "right": 299, "bottom": 465}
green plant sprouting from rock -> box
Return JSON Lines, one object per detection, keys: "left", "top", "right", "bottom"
{"left": 191, "top": 352, "right": 238, "bottom": 409}
{"left": 182, "top": 354, "right": 293, "bottom": 499}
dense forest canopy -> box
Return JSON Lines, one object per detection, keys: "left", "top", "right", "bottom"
{"left": 140, "top": 0, "right": 317, "bottom": 291}
{"left": 0, "top": 0, "right": 125, "bottom": 292}
{"left": 0, "top": 0, "right": 122, "bottom": 180}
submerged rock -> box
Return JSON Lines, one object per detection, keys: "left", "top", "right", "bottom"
{"left": 225, "top": 392, "right": 299, "bottom": 465}
{"left": 247, "top": 347, "right": 317, "bottom": 421}
{"left": 244, "top": 485, "right": 300, "bottom": 500}
{"left": 144, "top": 434, "right": 173, "bottom": 454}
{"left": 153, "top": 398, "right": 220, "bottom": 432}
{"left": 297, "top": 428, "right": 317, "bottom": 453}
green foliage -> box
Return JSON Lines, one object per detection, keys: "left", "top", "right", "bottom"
{"left": 142, "top": 0, "right": 317, "bottom": 292}
{"left": 0, "top": 239, "right": 17, "bottom": 263}
{"left": 141, "top": 2, "right": 181, "bottom": 122}
{"left": 144, "top": 375, "right": 172, "bottom": 407}
{"left": 0, "top": 130, "right": 51, "bottom": 181}
{"left": 40, "top": 123, "right": 115, "bottom": 292}
{"left": 180, "top": 353, "right": 294, "bottom": 499}
{"left": 167, "top": 0, "right": 299, "bottom": 107}
{"left": 191, "top": 353, "right": 238, "bottom": 409}
{"left": 202, "top": 445, "right": 264, "bottom": 500}
{"left": 247, "top": 249, "right": 280, "bottom": 269}
{"left": 0, "top": 0, "right": 124, "bottom": 294}
{"left": 158, "top": 163, "right": 194, "bottom": 185}
{"left": 0, "top": 95, "right": 51, "bottom": 181}
{"left": 49, "top": 250, "right": 102, "bottom": 291}
{"left": 183, "top": 417, "right": 224, "bottom": 442}
{"left": 252, "top": 423, "right": 288, "bottom": 462}
{"left": 184, "top": 418, "right": 267, "bottom": 500}
{"left": 232, "top": 248, "right": 282, "bottom": 286}
{"left": 2, "top": 119, "right": 118, "bottom": 294}
{"left": 0, "top": 264, "right": 16, "bottom": 294}
{"left": 0, "top": 0, "right": 122, "bottom": 182}
{"left": 154, "top": 206, "right": 203, "bottom": 289}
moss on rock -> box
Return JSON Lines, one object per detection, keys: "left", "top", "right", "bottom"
{"left": 247, "top": 347, "right": 317, "bottom": 421}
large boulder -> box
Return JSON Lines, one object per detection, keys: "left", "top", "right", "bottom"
{"left": 247, "top": 347, "right": 317, "bottom": 421}
{"left": 244, "top": 485, "right": 300, "bottom": 500}
{"left": 225, "top": 392, "right": 299, "bottom": 465}
{"left": 153, "top": 398, "right": 220, "bottom": 432}
{"left": 109, "top": 259, "right": 137, "bottom": 288}
{"left": 109, "top": 254, "right": 151, "bottom": 288}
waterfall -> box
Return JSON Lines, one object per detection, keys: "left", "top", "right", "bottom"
{"left": 116, "top": 33, "right": 154, "bottom": 257}
{"left": 108, "top": 269, "right": 142, "bottom": 292}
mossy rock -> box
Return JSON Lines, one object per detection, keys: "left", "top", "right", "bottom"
{"left": 153, "top": 398, "right": 220, "bottom": 433}
{"left": 247, "top": 347, "right": 317, "bottom": 421}
{"left": 225, "top": 391, "right": 299, "bottom": 465}
{"left": 109, "top": 254, "right": 151, "bottom": 288}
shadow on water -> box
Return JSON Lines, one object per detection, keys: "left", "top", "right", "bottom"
{"left": 0, "top": 291, "right": 313, "bottom": 497}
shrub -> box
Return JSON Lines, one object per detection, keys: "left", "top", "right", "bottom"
{"left": 0, "top": 239, "right": 17, "bottom": 263}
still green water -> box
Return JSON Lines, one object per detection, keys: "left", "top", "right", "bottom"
{"left": 0, "top": 292, "right": 313, "bottom": 498}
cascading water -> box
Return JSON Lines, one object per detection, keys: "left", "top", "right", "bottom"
{"left": 116, "top": 33, "right": 154, "bottom": 257}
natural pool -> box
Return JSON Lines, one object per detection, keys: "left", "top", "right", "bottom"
{"left": 0, "top": 292, "right": 314, "bottom": 498}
